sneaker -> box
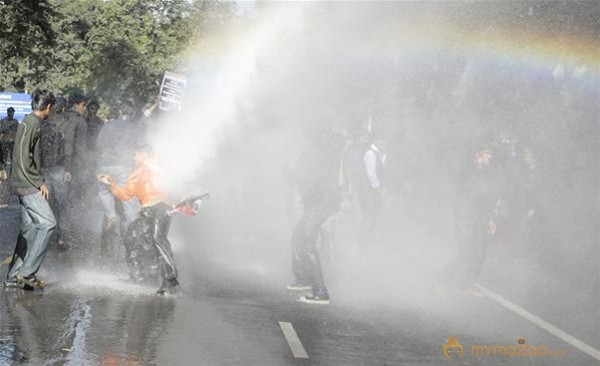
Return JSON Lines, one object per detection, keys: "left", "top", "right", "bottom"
{"left": 157, "top": 278, "right": 180, "bottom": 295}
{"left": 286, "top": 284, "right": 311, "bottom": 291}
{"left": 299, "top": 293, "right": 330, "bottom": 305}
{"left": 5, "top": 278, "right": 34, "bottom": 291}
{"left": 4, "top": 279, "right": 19, "bottom": 288}
{"left": 16, "top": 274, "right": 45, "bottom": 290}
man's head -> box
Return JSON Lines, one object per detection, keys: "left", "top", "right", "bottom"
{"left": 31, "top": 89, "right": 55, "bottom": 120}
{"left": 133, "top": 144, "right": 154, "bottom": 166}
{"left": 119, "top": 102, "right": 138, "bottom": 121}
{"left": 474, "top": 147, "right": 494, "bottom": 168}
{"left": 53, "top": 95, "right": 67, "bottom": 115}
{"left": 7, "top": 107, "right": 15, "bottom": 119}
{"left": 87, "top": 99, "right": 99, "bottom": 117}
{"left": 69, "top": 93, "right": 88, "bottom": 115}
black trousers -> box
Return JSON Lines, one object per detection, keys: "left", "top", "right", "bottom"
{"left": 1, "top": 141, "right": 13, "bottom": 167}
{"left": 291, "top": 202, "right": 335, "bottom": 294}
{"left": 442, "top": 215, "right": 493, "bottom": 290}
{"left": 125, "top": 203, "right": 177, "bottom": 282}
{"left": 359, "top": 188, "right": 382, "bottom": 243}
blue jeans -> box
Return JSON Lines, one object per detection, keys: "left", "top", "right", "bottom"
{"left": 291, "top": 202, "right": 335, "bottom": 296}
{"left": 7, "top": 191, "right": 57, "bottom": 280}
{"left": 97, "top": 165, "right": 139, "bottom": 225}
{"left": 45, "top": 166, "right": 70, "bottom": 239}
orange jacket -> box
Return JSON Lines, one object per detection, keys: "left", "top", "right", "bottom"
{"left": 111, "top": 160, "right": 167, "bottom": 207}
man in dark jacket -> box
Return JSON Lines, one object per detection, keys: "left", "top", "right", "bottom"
{"left": 439, "top": 145, "right": 504, "bottom": 296}
{"left": 0, "top": 106, "right": 19, "bottom": 175}
{"left": 286, "top": 126, "right": 344, "bottom": 305}
{"left": 42, "top": 95, "right": 68, "bottom": 249}
{"left": 53, "top": 93, "right": 88, "bottom": 245}
{"left": 6, "top": 89, "right": 57, "bottom": 290}
{"left": 54, "top": 93, "right": 88, "bottom": 187}
{"left": 85, "top": 99, "right": 104, "bottom": 152}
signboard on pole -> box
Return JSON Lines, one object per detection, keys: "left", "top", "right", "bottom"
{"left": 159, "top": 71, "right": 187, "bottom": 112}
{"left": 0, "top": 92, "right": 31, "bottom": 121}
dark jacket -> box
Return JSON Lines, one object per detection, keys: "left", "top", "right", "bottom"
{"left": 455, "top": 156, "right": 504, "bottom": 226}
{"left": 41, "top": 116, "right": 65, "bottom": 169}
{"left": 86, "top": 115, "right": 104, "bottom": 151}
{"left": 11, "top": 113, "right": 44, "bottom": 192}
{"left": 293, "top": 138, "right": 343, "bottom": 211}
{"left": 0, "top": 117, "right": 19, "bottom": 143}
{"left": 54, "top": 109, "right": 88, "bottom": 173}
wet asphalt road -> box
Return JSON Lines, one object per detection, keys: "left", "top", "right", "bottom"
{"left": 1, "top": 205, "right": 599, "bottom": 365}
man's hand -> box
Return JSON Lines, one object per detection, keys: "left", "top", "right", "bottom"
{"left": 40, "top": 184, "right": 50, "bottom": 200}
{"left": 64, "top": 171, "right": 72, "bottom": 182}
{"left": 97, "top": 174, "right": 113, "bottom": 185}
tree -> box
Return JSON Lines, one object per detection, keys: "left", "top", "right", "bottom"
{"left": 0, "top": 0, "right": 56, "bottom": 91}
{"left": 0, "top": 0, "right": 236, "bottom": 109}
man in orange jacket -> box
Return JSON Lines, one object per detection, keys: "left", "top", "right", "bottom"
{"left": 98, "top": 144, "right": 179, "bottom": 295}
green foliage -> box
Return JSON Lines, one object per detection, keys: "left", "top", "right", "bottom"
{"left": 0, "top": 0, "right": 235, "bottom": 108}
{"left": 0, "top": 0, "right": 57, "bottom": 91}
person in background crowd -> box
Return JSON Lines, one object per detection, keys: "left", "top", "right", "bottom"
{"left": 359, "top": 131, "right": 386, "bottom": 246}
{"left": 438, "top": 145, "right": 505, "bottom": 297}
{"left": 286, "top": 125, "right": 344, "bottom": 305}
{"left": 41, "top": 95, "right": 69, "bottom": 250}
{"left": 494, "top": 133, "right": 537, "bottom": 250}
{"left": 0, "top": 106, "right": 19, "bottom": 177}
{"left": 53, "top": 93, "right": 89, "bottom": 247}
{"left": 85, "top": 99, "right": 104, "bottom": 152}
{"left": 5, "top": 89, "right": 56, "bottom": 290}
{"left": 95, "top": 102, "right": 144, "bottom": 263}
{"left": 83, "top": 98, "right": 105, "bottom": 212}
{"left": 97, "top": 144, "right": 180, "bottom": 295}
{"left": 55, "top": 93, "right": 88, "bottom": 188}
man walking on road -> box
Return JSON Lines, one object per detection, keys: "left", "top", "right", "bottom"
{"left": 286, "top": 126, "right": 344, "bottom": 305}
{"left": 6, "top": 89, "right": 57, "bottom": 290}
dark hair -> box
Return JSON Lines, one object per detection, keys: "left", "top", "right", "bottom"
{"left": 69, "top": 93, "right": 88, "bottom": 107}
{"left": 87, "top": 99, "right": 100, "bottom": 109}
{"left": 119, "top": 101, "right": 138, "bottom": 119}
{"left": 134, "top": 144, "right": 154, "bottom": 156}
{"left": 54, "top": 95, "right": 68, "bottom": 113}
{"left": 31, "top": 89, "right": 56, "bottom": 111}
{"left": 7, "top": 107, "right": 14, "bottom": 113}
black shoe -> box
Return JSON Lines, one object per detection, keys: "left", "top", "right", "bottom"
{"left": 157, "top": 278, "right": 179, "bottom": 295}
{"left": 56, "top": 240, "right": 71, "bottom": 252}
{"left": 16, "top": 274, "right": 45, "bottom": 289}
{"left": 299, "top": 293, "right": 330, "bottom": 305}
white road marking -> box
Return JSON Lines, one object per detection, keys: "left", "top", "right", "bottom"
{"left": 279, "top": 321, "right": 309, "bottom": 359}
{"left": 475, "top": 284, "right": 600, "bottom": 362}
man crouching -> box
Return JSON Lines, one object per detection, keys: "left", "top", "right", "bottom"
{"left": 97, "top": 144, "right": 179, "bottom": 295}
